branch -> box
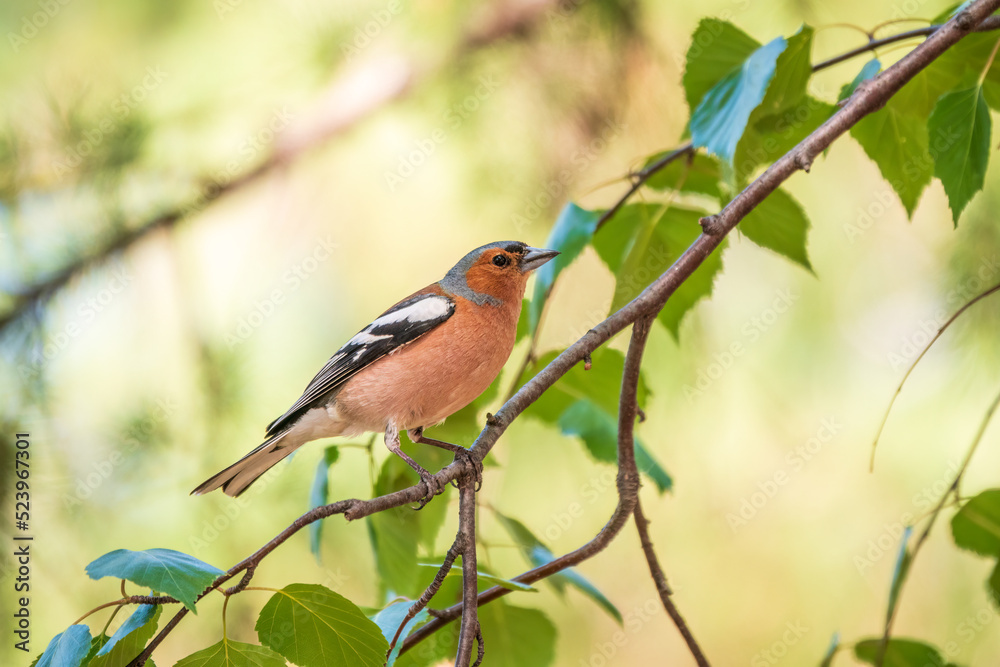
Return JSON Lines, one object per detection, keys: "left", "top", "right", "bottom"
{"left": 0, "top": 0, "right": 564, "bottom": 337}
{"left": 455, "top": 478, "right": 481, "bottom": 666}
{"left": 127, "top": 3, "right": 1000, "bottom": 662}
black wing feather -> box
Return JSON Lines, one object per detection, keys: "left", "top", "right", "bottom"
{"left": 264, "top": 293, "right": 455, "bottom": 436}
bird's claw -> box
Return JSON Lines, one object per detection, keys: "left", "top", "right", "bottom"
{"left": 413, "top": 471, "right": 443, "bottom": 510}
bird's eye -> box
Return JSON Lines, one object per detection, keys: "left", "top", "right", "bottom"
{"left": 492, "top": 254, "right": 510, "bottom": 267}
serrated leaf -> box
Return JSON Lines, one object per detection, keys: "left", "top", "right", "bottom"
{"left": 417, "top": 563, "right": 538, "bottom": 592}
{"left": 309, "top": 445, "right": 340, "bottom": 561}
{"left": 372, "top": 599, "right": 430, "bottom": 667}
{"left": 528, "top": 203, "right": 601, "bottom": 335}
{"left": 755, "top": 25, "right": 813, "bottom": 117}
{"left": 95, "top": 604, "right": 158, "bottom": 658}
{"left": 839, "top": 59, "right": 881, "bottom": 102}
{"left": 86, "top": 549, "right": 223, "bottom": 612}
{"left": 850, "top": 97, "right": 933, "bottom": 218}
{"left": 690, "top": 36, "right": 786, "bottom": 163}
{"left": 495, "top": 512, "right": 623, "bottom": 625}
{"left": 256, "top": 583, "right": 388, "bottom": 667}
{"left": 854, "top": 638, "right": 950, "bottom": 667}
{"left": 951, "top": 489, "right": 1000, "bottom": 557}
{"left": 174, "top": 639, "right": 287, "bottom": 667}
{"left": 558, "top": 399, "right": 672, "bottom": 494}
{"left": 739, "top": 187, "right": 812, "bottom": 271}
{"left": 683, "top": 19, "right": 761, "bottom": 114}
{"left": 477, "top": 602, "right": 557, "bottom": 667}
{"left": 596, "top": 203, "right": 725, "bottom": 338}
{"left": 643, "top": 151, "right": 721, "bottom": 198}
{"left": 36, "top": 625, "right": 92, "bottom": 667}
{"left": 928, "top": 86, "right": 991, "bottom": 225}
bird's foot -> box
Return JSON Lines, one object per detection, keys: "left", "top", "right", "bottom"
{"left": 413, "top": 469, "right": 444, "bottom": 510}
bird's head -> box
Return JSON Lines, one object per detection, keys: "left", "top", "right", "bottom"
{"left": 441, "top": 241, "right": 559, "bottom": 306}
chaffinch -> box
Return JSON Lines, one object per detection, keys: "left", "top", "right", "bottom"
{"left": 192, "top": 240, "right": 559, "bottom": 499}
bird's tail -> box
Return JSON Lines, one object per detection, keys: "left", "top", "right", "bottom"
{"left": 190, "top": 430, "right": 299, "bottom": 497}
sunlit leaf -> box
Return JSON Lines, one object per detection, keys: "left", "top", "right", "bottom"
{"left": 690, "top": 37, "right": 786, "bottom": 162}
{"left": 35, "top": 625, "right": 92, "bottom": 667}
{"left": 928, "top": 86, "right": 991, "bottom": 225}
{"left": 309, "top": 445, "right": 340, "bottom": 561}
{"left": 683, "top": 19, "right": 761, "bottom": 113}
{"left": 558, "top": 399, "right": 672, "bottom": 494}
{"left": 528, "top": 203, "right": 601, "bottom": 334}
{"left": 739, "top": 187, "right": 812, "bottom": 271}
{"left": 173, "top": 639, "right": 286, "bottom": 667}
{"left": 371, "top": 599, "right": 430, "bottom": 667}
{"left": 643, "top": 151, "right": 722, "bottom": 198}
{"left": 86, "top": 549, "right": 224, "bottom": 612}
{"left": 256, "top": 584, "right": 388, "bottom": 667}
{"left": 951, "top": 489, "right": 1000, "bottom": 557}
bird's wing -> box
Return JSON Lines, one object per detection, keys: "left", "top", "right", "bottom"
{"left": 264, "top": 291, "right": 455, "bottom": 435}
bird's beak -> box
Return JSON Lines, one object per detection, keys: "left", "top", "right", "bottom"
{"left": 520, "top": 247, "right": 560, "bottom": 272}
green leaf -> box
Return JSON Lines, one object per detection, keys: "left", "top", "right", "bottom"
{"left": 174, "top": 639, "right": 287, "bottom": 667}
{"left": 850, "top": 96, "right": 933, "bottom": 218}
{"left": 643, "top": 151, "right": 722, "bottom": 198}
{"left": 928, "top": 86, "right": 991, "bottom": 225}
{"left": 885, "top": 526, "right": 912, "bottom": 628}
{"left": 371, "top": 599, "right": 430, "bottom": 667}
{"left": 739, "top": 187, "right": 812, "bottom": 271}
{"left": 36, "top": 625, "right": 92, "bottom": 667}
{"left": 558, "top": 399, "right": 672, "bottom": 494}
{"left": 417, "top": 563, "right": 538, "bottom": 592}
{"left": 854, "top": 638, "right": 951, "bottom": 667}
{"left": 256, "top": 583, "right": 388, "bottom": 667}
{"left": 85, "top": 549, "right": 223, "bottom": 612}
{"left": 477, "top": 602, "right": 557, "bottom": 667}
{"left": 734, "top": 96, "right": 837, "bottom": 183}
{"left": 594, "top": 203, "right": 726, "bottom": 338}
{"left": 683, "top": 19, "right": 761, "bottom": 114}
{"left": 94, "top": 604, "right": 158, "bottom": 658}
{"left": 309, "top": 445, "right": 340, "bottom": 561}
{"left": 755, "top": 25, "right": 813, "bottom": 117}
{"left": 495, "top": 512, "right": 623, "bottom": 625}
{"left": 819, "top": 632, "right": 840, "bottom": 667}
{"left": 839, "top": 59, "right": 881, "bottom": 102}
{"left": 690, "top": 36, "right": 786, "bottom": 163}
{"left": 951, "top": 489, "right": 1000, "bottom": 557}
{"left": 525, "top": 348, "right": 649, "bottom": 424}
{"left": 528, "top": 203, "right": 601, "bottom": 335}
{"left": 368, "top": 456, "right": 425, "bottom": 598}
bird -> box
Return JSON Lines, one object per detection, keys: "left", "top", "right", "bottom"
{"left": 192, "top": 240, "right": 559, "bottom": 500}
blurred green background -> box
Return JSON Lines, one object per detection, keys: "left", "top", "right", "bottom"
{"left": 2, "top": 0, "right": 1000, "bottom": 664}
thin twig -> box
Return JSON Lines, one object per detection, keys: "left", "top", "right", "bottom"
{"left": 634, "top": 499, "right": 711, "bottom": 667}
{"left": 455, "top": 478, "right": 481, "bottom": 666}
{"left": 388, "top": 540, "right": 463, "bottom": 653}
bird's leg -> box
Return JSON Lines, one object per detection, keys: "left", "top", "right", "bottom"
{"left": 408, "top": 427, "right": 483, "bottom": 490}
{"left": 385, "top": 423, "right": 441, "bottom": 509}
